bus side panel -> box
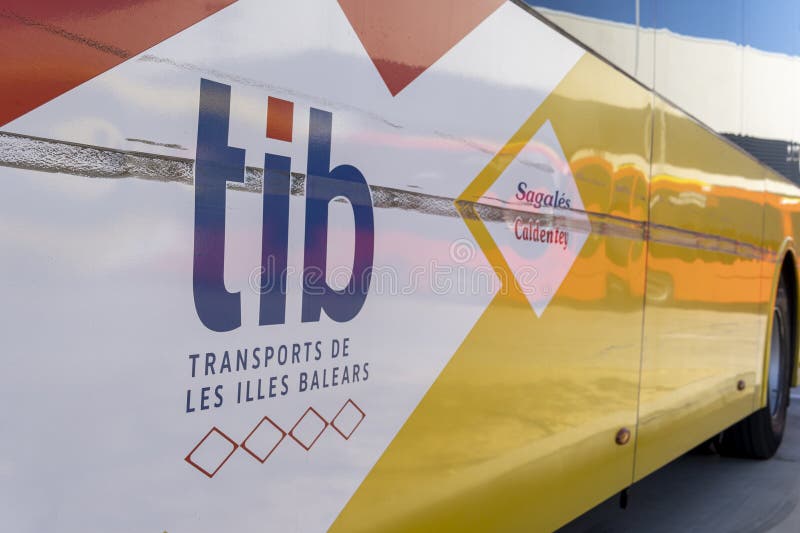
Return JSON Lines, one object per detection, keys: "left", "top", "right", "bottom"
{"left": 331, "top": 53, "right": 653, "bottom": 533}
{"left": 0, "top": 2, "right": 648, "bottom": 532}
{"left": 635, "top": 98, "right": 768, "bottom": 480}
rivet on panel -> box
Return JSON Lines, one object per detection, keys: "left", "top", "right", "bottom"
{"left": 737, "top": 379, "right": 746, "bottom": 391}
{"left": 615, "top": 428, "right": 631, "bottom": 446}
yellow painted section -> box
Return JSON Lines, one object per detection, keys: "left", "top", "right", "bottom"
{"left": 633, "top": 98, "right": 771, "bottom": 479}
{"left": 331, "top": 53, "right": 653, "bottom": 532}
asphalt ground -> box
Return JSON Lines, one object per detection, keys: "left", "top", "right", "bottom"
{"left": 559, "top": 389, "right": 800, "bottom": 533}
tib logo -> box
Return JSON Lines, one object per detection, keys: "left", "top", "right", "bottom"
{"left": 192, "top": 79, "right": 374, "bottom": 332}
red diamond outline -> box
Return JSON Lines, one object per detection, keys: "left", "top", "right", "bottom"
{"left": 185, "top": 426, "right": 238, "bottom": 478}
{"left": 330, "top": 399, "right": 366, "bottom": 440}
{"left": 289, "top": 407, "right": 328, "bottom": 451}
{"left": 241, "top": 416, "right": 287, "bottom": 463}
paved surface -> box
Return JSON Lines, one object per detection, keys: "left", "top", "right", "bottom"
{"left": 559, "top": 390, "right": 800, "bottom": 533}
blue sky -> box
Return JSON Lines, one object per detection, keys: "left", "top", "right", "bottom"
{"left": 525, "top": 0, "right": 799, "bottom": 56}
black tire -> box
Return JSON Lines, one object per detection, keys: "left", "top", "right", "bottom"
{"left": 718, "top": 275, "right": 793, "bottom": 459}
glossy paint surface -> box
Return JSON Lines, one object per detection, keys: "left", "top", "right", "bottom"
{"left": 0, "top": 1, "right": 799, "bottom": 532}
{"left": 529, "top": 0, "right": 800, "bottom": 488}
{"left": 332, "top": 52, "right": 653, "bottom": 532}
{"left": 635, "top": 98, "right": 769, "bottom": 480}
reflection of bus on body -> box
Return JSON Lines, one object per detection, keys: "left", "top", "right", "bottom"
{"left": 3, "top": 1, "right": 800, "bottom": 532}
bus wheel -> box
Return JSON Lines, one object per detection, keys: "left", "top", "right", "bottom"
{"left": 718, "top": 275, "right": 792, "bottom": 459}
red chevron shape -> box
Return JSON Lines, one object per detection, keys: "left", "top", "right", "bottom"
{"left": 338, "top": 0, "right": 505, "bottom": 96}
{"left": 0, "top": 0, "right": 237, "bottom": 127}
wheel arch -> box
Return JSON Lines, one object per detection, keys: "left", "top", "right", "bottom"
{"left": 758, "top": 240, "right": 798, "bottom": 412}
